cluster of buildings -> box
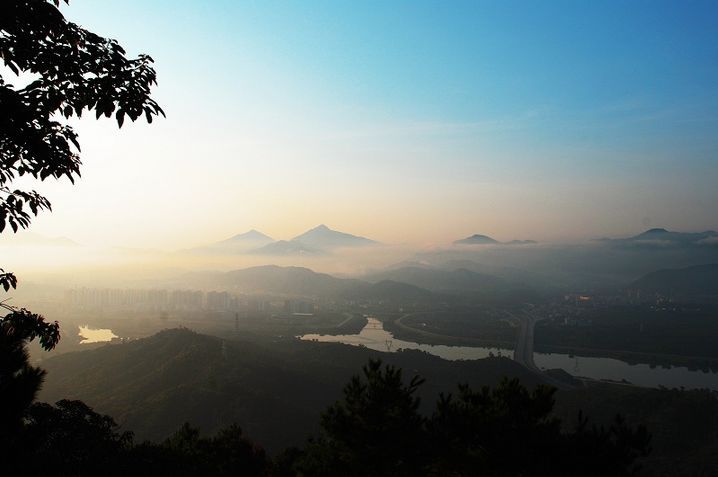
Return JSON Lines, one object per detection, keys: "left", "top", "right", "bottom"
{"left": 64, "top": 288, "right": 281, "bottom": 314}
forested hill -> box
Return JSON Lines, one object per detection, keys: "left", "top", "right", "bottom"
{"left": 34, "top": 328, "right": 718, "bottom": 474}
{"left": 38, "top": 328, "right": 540, "bottom": 452}
{"left": 630, "top": 263, "right": 718, "bottom": 298}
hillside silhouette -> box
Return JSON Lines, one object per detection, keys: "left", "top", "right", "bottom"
{"left": 39, "top": 328, "right": 541, "bottom": 451}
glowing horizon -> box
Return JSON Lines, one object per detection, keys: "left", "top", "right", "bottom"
{"left": 15, "top": 1, "right": 718, "bottom": 250}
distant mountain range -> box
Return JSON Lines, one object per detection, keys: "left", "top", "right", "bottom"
{"left": 343, "top": 280, "right": 433, "bottom": 302}
{"left": 454, "top": 234, "right": 536, "bottom": 246}
{"left": 190, "top": 225, "right": 377, "bottom": 256}
{"left": 8, "top": 226, "right": 715, "bottom": 255}
{"left": 226, "top": 229, "right": 274, "bottom": 243}
{"left": 187, "top": 260, "right": 542, "bottom": 302}
{"left": 292, "top": 224, "right": 376, "bottom": 249}
{"left": 218, "top": 265, "right": 362, "bottom": 296}
{"left": 198, "top": 263, "right": 535, "bottom": 303}
{"left": 186, "top": 229, "right": 275, "bottom": 254}
{"left": 0, "top": 231, "right": 80, "bottom": 247}
{"left": 205, "top": 265, "right": 435, "bottom": 303}
{"left": 452, "top": 228, "right": 718, "bottom": 248}
{"left": 365, "top": 266, "right": 504, "bottom": 293}
{"left": 603, "top": 228, "right": 718, "bottom": 249}
{"left": 454, "top": 234, "right": 499, "bottom": 245}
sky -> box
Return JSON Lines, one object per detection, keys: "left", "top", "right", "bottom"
{"left": 16, "top": 0, "right": 718, "bottom": 249}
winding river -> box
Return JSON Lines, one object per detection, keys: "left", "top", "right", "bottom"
{"left": 300, "top": 317, "right": 718, "bottom": 391}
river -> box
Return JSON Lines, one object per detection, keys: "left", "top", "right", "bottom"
{"left": 299, "top": 317, "right": 718, "bottom": 391}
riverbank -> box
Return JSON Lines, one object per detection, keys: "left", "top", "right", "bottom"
{"left": 381, "top": 313, "right": 516, "bottom": 351}
{"left": 385, "top": 312, "right": 718, "bottom": 374}
{"left": 534, "top": 342, "right": 718, "bottom": 374}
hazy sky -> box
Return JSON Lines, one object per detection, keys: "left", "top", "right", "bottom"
{"left": 20, "top": 0, "right": 718, "bottom": 249}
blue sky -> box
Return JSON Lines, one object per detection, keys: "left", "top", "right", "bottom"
{"left": 23, "top": 0, "right": 718, "bottom": 248}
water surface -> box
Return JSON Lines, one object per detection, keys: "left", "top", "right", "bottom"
{"left": 300, "top": 317, "right": 512, "bottom": 361}
{"left": 78, "top": 326, "right": 118, "bottom": 344}
{"left": 300, "top": 317, "right": 718, "bottom": 390}
{"left": 535, "top": 352, "right": 718, "bottom": 390}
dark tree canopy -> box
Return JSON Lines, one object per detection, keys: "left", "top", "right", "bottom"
{"left": 298, "top": 360, "right": 428, "bottom": 476}
{"left": 283, "top": 359, "right": 651, "bottom": 477}
{"left": 13, "top": 400, "right": 133, "bottom": 476}
{"left": 2, "top": 357, "right": 650, "bottom": 477}
{"left": 4, "top": 400, "right": 269, "bottom": 477}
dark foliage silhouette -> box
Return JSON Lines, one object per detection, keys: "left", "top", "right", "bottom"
{"left": 4, "top": 355, "right": 651, "bottom": 476}
{"left": 127, "top": 423, "right": 269, "bottom": 477}
{"left": 428, "top": 380, "right": 651, "bottom": 476}
{"left": 295, "top": 360, "right": 428, "bottom": 476}
{"left": 4, "top": 399, "right": 268, "bottom": 477}
{"left": 6, "top": 399, "right": 132, "bottom": 476}
{"left": 281, "top": 359, "right": 651, "bottom": 477}
{"left": 0, "top": 302, "right": 60, "bottom": 441}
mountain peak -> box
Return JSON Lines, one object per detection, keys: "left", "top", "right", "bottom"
{"left": 292, "top": 225, "right": 376, "bottom": 249}
{"left": 454, "top": 234, "right": 499, "bottom": 245}
{"left": 185, "top": 229, "right": 274, "bottom": 254}
{"left": 642, "top": 228, "right": 669, "bottom": 234}
{"left": 223, "top": 229, "right": 273, "bottom": 242}
{"left": 608, "top": 228, "right": 718, "bottom": 249}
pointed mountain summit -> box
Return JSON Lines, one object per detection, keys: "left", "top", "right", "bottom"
{"left": 627, "top": 229, "right": 718, "bottom": 242}
{"left": 633, "top": 228, "right": 670, "bottom": 239}
{"left": 220, "top": 229, "right": 274, "bottom": 244}
{"left": 185, "top": 229, "right": 274, "bottom": 254}
{"left": 626, "top": 228, "right": 717, "bottom": 245}
{"left": 291, "top": 224, "right": 377, "bottom": 249}
{"left": 454, "top": 234, "right": 499, "bottom": 245}
{"left": 597, "top": 228, "right": 718, "bottom": 250}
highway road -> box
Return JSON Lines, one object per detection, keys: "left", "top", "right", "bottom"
{"left": 512, "top": 310, "right": 578, "bottom": 390}
{"left": 513, "top": 313, "right": 540, "bottom": 372}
